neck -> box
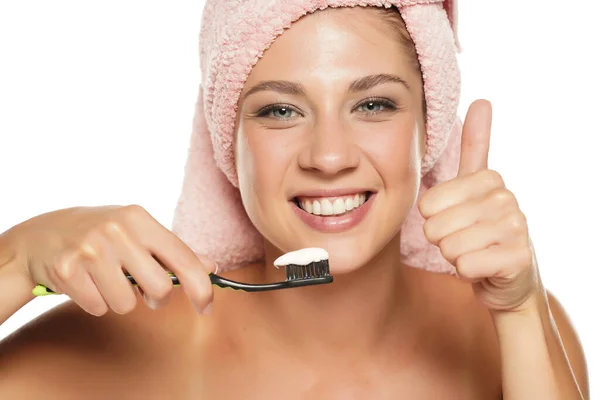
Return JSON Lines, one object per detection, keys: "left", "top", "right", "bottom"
{"left": 221, "top": 237, "right": 429, "bottom": 363}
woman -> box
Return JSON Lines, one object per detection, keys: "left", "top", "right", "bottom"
{"left": 0, "top": 0, "right": 589, "bottom": 398}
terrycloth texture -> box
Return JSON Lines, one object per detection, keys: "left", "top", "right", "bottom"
{"left": 172, "top": 0, "right": 462, "bottom": 273}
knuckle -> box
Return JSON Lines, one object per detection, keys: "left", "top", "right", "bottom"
{"left": 196, "top": 255, "right": 218, "bottom": 274}
{"left": 422, "top": 219, "right": 439, "bottom": 244}
{"left": 480, "top": 169, "right": 504, "bottom": 188}
{"left": 517, "top": 245, "right": 533, "bottom": 267}
{"left": 176, "top": 271, "right": 213, "bottom": 310}
{"left": 100, "top": 220, "right": 127, "bottom": 239}
{"left": 151, "top": 278, "right": 173, "bottom": 300}
{"left": 417, "top": 195, "right": 434, "bottom": 218}
{"left": 193, "top": 279, "right": 214, "bottom": 304}
{"left": 505, "top": 212, "right": 527, "bottom": 233}
{"left": 77, "top": 229, "right": 109, "bottom": 262}
{"left": 120, "top": 204, "right": 149, "bottom": 222}
{"left": 488, "top": 188, "right": 514, "bottom": 208}
{"left": 455, "top": 254, "right": 470, "bottom": 276}
{"left": 78, "top": 240, "right": 101, "bottom": 261}
{"left": 54, "top": 256, "right": 78, "bottom": 281}
{"left": 198, "top": 291, "right": 214, "bottom": 309}
{"left": 438, "top": 237, "right": 456, "bottom": 262}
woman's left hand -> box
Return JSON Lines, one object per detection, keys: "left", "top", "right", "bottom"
{"left": 419, "top": 99, "right": 542, "bottom": 312}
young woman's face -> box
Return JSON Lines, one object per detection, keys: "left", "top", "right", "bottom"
{"left": 234, "top": 7, "right": 426, "bottom": 273}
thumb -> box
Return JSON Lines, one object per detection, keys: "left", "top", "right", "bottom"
{"left": 457, "top": 99, "right": 493, "bottom": 177}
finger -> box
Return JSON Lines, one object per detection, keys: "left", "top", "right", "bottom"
{"left": 457, "top": 99, "right": 492, "bottom": 177}
{"left": 133, "top": 285, "right": 166, "bottom": 310}
{"left": 170, "top": 253, "right": 216, "bottom": 315}
{"left": 121, "top": 207, "right": 216, "bottom": 314}
{"left": 419, "top": 169, "right": 505, "bottom": 218}
{"left": 455, "top": 243, "right": 533, "bottom": 282}
{"left": 70, "top": 272, "right": 110, "bottom": 316}
{"left": 82, "top": 233, "right": 139, "bottom": 315}
{"left": 423, "top": 187, "right": 516, "bottom": 244}
{"left": 104, "top": 222, "right": 174, "bottom": 309}
{"left": 437, "top": 221, "right": 504, "bottom": 266}
{"left": 438, "top": 210, "right": 529, "bottom": 266}
{"left": 52, "top": 253, "right": 109, "bottom": 316}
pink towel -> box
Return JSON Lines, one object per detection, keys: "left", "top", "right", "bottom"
{"left": 172, "top": 0, "right": 462, "bottom": 274}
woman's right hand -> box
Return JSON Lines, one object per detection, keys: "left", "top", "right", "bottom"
{"left": 3, "top": 205, "right": 216, "bottom": 317}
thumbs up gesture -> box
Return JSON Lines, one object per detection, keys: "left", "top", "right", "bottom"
{"left": 419, "top": 100, "right": 540, "bottom": 312}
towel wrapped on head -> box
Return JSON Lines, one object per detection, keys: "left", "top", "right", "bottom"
{"left": 172, "top": 0, "right": 462, "bottom": 274}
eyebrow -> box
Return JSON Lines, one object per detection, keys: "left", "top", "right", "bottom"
{"left": 241, "top": 73, "right": 410, "bottom": 101}
{"left": 349, "top": 73, "right": 410, "bottom": 92}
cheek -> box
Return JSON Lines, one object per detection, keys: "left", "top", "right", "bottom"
{"left": 235, "top": 126, "right": 294, "bottom": 223}
{"left": 236, "top": 122, "right": 304, "bottom": 191}
{"left": 362, "top": 119, "right": 421, "bottom": 185}
{"left": 235, "top": 130, "right": 257, "bottom": 193}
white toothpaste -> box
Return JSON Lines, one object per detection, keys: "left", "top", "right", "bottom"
{"left": 274, "top": 248, "right": 329, "bottom": 268}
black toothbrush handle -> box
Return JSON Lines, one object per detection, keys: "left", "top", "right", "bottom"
{"left": 125, "top": 271, "right": 292, "bottom": 292}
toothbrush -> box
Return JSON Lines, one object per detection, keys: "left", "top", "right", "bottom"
{"left": 32, "top": 247, "right": 333, "bottom": 296}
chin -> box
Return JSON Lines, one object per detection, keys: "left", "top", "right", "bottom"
{"left": 327, "top": 246, "right": 374, "bottom": 274}
{"left": 323, "top": 234, "right": 398, "bottom": 275}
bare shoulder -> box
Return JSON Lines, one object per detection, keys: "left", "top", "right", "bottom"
{"left": 0, "top": 302, "right": 127, "bottom": 396}
{"left": 0, "top": 295, "right": 202, "bottom": 398}
{"left": 0, "top": 300, "right": 184, "bottom": 399}
{"left": 546, "top": 290, "right": 590, "bottom": 398}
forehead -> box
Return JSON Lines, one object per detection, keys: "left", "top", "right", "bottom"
{"left": 244, "top": 7, "right": 416, "bottom": 84}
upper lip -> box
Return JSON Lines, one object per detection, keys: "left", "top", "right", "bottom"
{"left": 289, "top": 188, "right": 376, "bottom": 200}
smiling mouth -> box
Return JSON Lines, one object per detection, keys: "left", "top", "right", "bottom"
{"left": 293, "top": 191, "right": 373, "bottom": 217}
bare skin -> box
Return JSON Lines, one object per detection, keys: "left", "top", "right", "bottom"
{"left": 0, "top": 7, "right": 589, "bottom": 399}
{"left": 0, "top": 263, "right": 586, "bottom": 399}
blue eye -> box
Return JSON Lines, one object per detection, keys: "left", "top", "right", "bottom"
{"left": 257, "top": 105, "right": 299, "bottom": 119}
{"left": 356, "top": 99, "right": 397, "bottom": 114}
{"left": 359, "top": 102, "right": 383, "bottom": 112}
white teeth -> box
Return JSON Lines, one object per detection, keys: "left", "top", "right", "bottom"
{"left": 312, "top": 200, "right": 321, "bottom": 215}
{"left": 303, "top": 200, "right": 313, "bottom": 213}
{"left": 298, "top": 192, "right": 369, "bottom": 216}
{"left": 332, "top": 198, "right": 346, "bottom": 214}
{"left": 321, "top": 199, "right": 334, "bottom": 215}
{"left": 345, "top": 198, "right": 354, "bottom": 210}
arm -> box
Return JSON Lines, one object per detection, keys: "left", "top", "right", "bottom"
{"left": 0, "top": 230, "right": 35, "bottom": 325}
{"left": 417, "top": 100, "right": 589, "bottom": 398}
{"left": 492, "top": 289, "right": 589, "bottom": 399}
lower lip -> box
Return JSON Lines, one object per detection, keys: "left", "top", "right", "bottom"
{"left": 291, "top": 194, "right": 376, "bottom": 233}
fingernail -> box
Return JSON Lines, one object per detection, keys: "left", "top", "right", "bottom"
{"left": 143, "top": 294, "right": 160, "bottom": 310}
{"left": 201, "top": 302, "right": 213, "bottom": 316}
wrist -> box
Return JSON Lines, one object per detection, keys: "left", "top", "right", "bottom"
{"left": 0, "top": 230, "right": 36, "bottom": 324}
{"left": 489, "top": 287, "right": 550, "bottom": 327}
{"left": 0, "top": 228, "right": 32, "bottom": 285}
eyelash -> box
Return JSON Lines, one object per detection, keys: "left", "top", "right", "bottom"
{"left": 255, "top": 97, "right": 398, "bottom": 120}
{"left": 255, "top": 103, "right": 300, "bottom": 119}
{"left": 354, "top": 97, "right": 398, "bottom": 114}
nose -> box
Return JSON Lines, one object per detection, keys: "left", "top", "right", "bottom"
{"left": 298, "top": 118, "right": 360, "bottom": 176}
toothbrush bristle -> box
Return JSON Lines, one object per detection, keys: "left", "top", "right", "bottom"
{"left": 285, "top": 260, "right": 330, "bottom": 281}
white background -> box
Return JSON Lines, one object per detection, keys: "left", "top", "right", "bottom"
{"left": 1, "top": 0, "right": 598, "bottom": 394}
